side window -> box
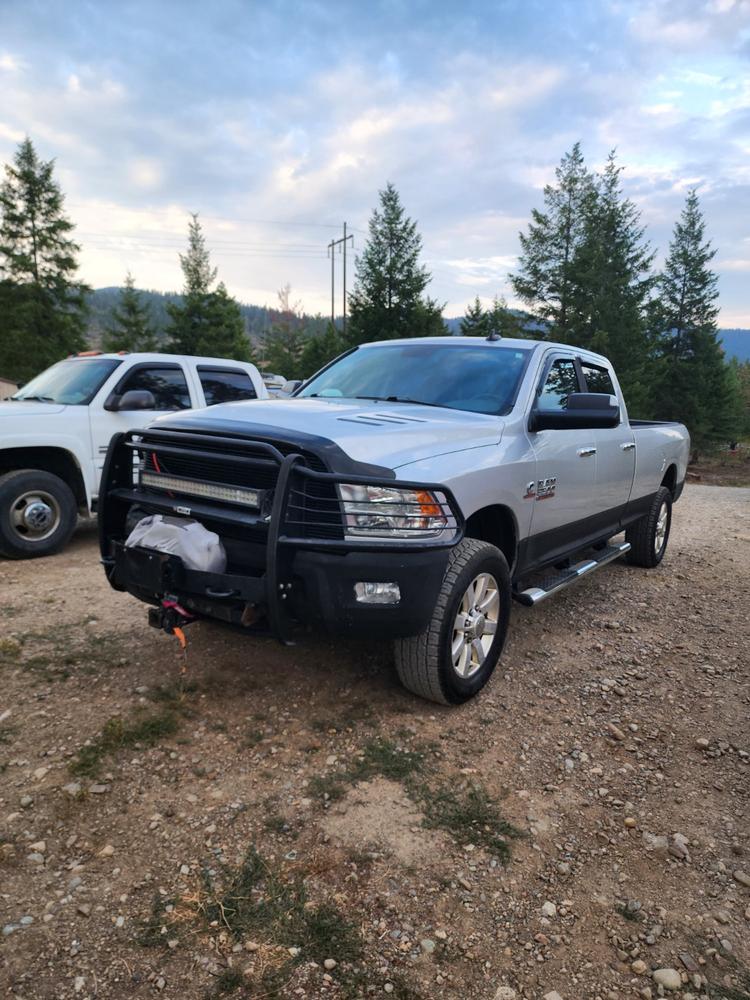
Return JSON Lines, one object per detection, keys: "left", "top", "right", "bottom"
{"left": 119, "top": 367, "right": 190, "bottom": 410}
{"left": 582, "top": 363, "right": 616, "bottom": 396}
{"left": 198, "top": 368, "right": 257, "bottom": 406}
{"left": 537, "top": 359, "right": 579, "bottom": 411}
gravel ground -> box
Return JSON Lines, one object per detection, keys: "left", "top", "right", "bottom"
{"left": 0, "top": 484, "right": 748, "bottom": 1000}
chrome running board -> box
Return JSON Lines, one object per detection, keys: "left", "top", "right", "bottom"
{"left": 513, "top": 541, "right": 631, "bottom": 606}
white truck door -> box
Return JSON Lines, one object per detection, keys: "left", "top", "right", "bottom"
{"left": 525, "top": 355, "right": 598, "bottom": 565}
{"left": 88, "top": 362, "right": 193, "bottom": 495}
{"left": 580, "top": 361, "right": 636, "bottom": 524}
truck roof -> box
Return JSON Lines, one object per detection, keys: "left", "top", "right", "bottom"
{"left": 68, "top": 352, "right": 258, "bottom": 367}
{"left": 360, "top": 336, "right": 610, "bottom": 365}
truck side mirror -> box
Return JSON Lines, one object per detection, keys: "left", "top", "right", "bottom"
{"left": 283, "top": 379, "right": 303, "bottom": 394}
{"left": 106, "top": 389, "right": 157, "bottom": 412}
{"left": 530, "top": 392, "right": 620, "bottom": 431}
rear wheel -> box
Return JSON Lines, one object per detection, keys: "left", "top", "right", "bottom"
{"left": 394, "top": 538, "right": 511, "bottom": 704}
{"left": 0, "top": 470, "right": 78, "bottom": 559}
{"left": 625, "top": 486, "right": 672, "bottom": 568}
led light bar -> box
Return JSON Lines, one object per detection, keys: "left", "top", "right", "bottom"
{"left": 141, "top": 471, "right": 261, "bottom": 509}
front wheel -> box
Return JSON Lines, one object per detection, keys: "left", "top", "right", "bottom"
{"left": 0, "top": 469, "right": 78, "bottom": 559}
{"left": 625, "top": 486, "right": 672, "bottom": 568}
{"left": 394, "top": 538, "right": 511, "bottom": 705}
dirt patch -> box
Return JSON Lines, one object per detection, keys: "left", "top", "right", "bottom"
{"left": 322, "top": 776, "right": 449, "bottom": 866}
{"left": 0, "top": 487, "right": 748, "bottom": 999}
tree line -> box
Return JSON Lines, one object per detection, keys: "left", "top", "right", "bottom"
{"left": 0, "top": 136, "right": 747, "bottom": 451}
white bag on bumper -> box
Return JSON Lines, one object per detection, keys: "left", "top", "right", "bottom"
{"left": 125, "top": 515, "right": 227, "bottom": 574}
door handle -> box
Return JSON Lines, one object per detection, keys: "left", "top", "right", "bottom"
{"left": 577, "top": 447, "right": 596, "bottom": 457}
{"left": 620, "top": 442, "right": 636, "bottom": 451}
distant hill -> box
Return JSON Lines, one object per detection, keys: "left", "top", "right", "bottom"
{"left": 719, "top": 329, "right": 750, "bottom": 362}
{"left": 85, "top": 287, "right": 327, "bottom": 346}
{"left": 86, "top": 288, "right": 750, "bottom": 361}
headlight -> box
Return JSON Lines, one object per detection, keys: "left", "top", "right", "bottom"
{"left": 338, "top": 484, "right": 448, "bottom": 538}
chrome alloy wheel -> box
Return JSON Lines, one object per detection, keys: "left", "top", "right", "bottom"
{"left": 655, "top": 502, "right": 669, "bottom": 555}
{"left": 451, "top": 572, "right": 500, "bottom": 679}
{"left": 10, "top": 490, "right": 61, "bottom": 542}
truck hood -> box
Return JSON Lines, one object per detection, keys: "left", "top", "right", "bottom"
{"left": 153, "top": 397, "right": 504, "bottom": 469}
{"left": 0, "top": 401, "right": 68, "bottom": 418}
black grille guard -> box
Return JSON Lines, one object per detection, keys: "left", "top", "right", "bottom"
{"left": 99, "top": 428, "right": 465, "bottom": 643}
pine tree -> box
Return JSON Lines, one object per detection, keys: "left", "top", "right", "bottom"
{"left": 460, "top": 297, "right": 490, "bottom": 337}
{"left": 164, "top": 215, "right": 250, "bottom": 360}
{"left": 103, "top": 272, "right": 157, "bottom": 352}
{"left": 0, "top": 137, "right": 88, "bottom": 381}
{"left": 262, "top": 284, "right": 306, "bottom": 379}
{"left": 299, "top": 321, "right": 346, "bottom": 378}
{"left": 348, "top": 183, "right": 445, "bottom": 344}
{"left": 510, "top": 143, "right": 593, "bottom": 339}
{"left": 650, "top": 190, "right": 739, "bottom": 452}
{"left": 570, "top": 152, "right": 655, "bottom": 413}
{"left": 201, "top": 283, "right": 252, "bottom": 361}
{"left": 486, "top": 295, "right": 525, "bottom": 338}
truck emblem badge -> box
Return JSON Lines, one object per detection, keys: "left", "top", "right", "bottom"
{"left": 525, "top": 478, "right": 557, "bottom": 501}
{"left": 536, "top": 477, "right": 557, "bottom": 501}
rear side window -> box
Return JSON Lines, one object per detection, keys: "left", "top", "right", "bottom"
{"left": 537, "top": 359, "right": 579, "bottom": 411}
{"left": 198, "top": 368, "right": 257, "bottom": 406}
{"left": 118, "top": 366, "right": 191, "bottom": 410}
{"left": 582, "top": 363, "right": 616, "bottom": 396}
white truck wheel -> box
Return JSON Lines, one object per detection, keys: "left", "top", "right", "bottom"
{"left": 0, "top": 470, "right": 78, "bottom": 560}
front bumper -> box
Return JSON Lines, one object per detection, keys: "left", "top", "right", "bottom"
{"left": 100, "top": 429, "right": 463, "bottom": 641}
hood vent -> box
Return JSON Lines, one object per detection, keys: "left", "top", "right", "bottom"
{"left": 337, "top": 410, "right": 430, "bottom": 427}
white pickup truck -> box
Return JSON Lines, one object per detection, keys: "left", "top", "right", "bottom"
{"left": 0, "top": 352, "right": 267, "bottom": 559}
{"left": 99, "top": 336, "right": 690, "bottom": 705}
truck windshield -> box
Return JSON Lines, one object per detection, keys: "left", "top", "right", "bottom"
{"left": 299, "top": 342, "right": 532, "bottom": 416}
{"left": 11, "top": 358, "right": 123, "bottom": 405}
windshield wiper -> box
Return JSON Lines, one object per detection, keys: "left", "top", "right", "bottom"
{"left": 355, "top": 395, "right": 444, "bottom": 409}
{"left": 11, "top": 394, "right": 56, "bottom": 403}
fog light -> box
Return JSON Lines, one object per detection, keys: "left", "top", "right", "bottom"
{"left": 354, "top": 581, "right": 401, "bottom": 605}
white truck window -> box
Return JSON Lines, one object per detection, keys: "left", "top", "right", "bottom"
{"left": 538, "top": 359, "right": 579, "bottom": 411}
{"left": 118, "top": 366, "right": 191, "bottom": 410}
{"left": 198, "top": 367, "right": 257, "bottom": 406}
{"left": 582, "top": 363, "right": 616, "bottom": 396}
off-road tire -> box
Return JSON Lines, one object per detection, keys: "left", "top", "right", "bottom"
{"left": 394, "top": 538, "right": 511, "bottom": 705}
{"left": 0, "top": 469, "right": 78, "bottom": 560}
{"left": 625, "top": 486, "right": 672, "bottom": 568}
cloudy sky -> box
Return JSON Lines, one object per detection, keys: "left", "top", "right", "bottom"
{"left": 1, "top": 0, "right": 749, "bottom": 324}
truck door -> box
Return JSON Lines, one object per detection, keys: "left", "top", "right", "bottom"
{"left": 524, "top": 355, "right": 598, "bottom": 569}
{"left": 580, "top": 361, "right": 635, "bottom": 533}
{"left": 88, "top": 363, "right": 193, "bottom": 496}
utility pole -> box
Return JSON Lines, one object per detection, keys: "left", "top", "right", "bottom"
{"left": 326, "top": 222, "right": 353, "bottom": 332}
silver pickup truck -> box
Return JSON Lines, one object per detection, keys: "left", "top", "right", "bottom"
{"left": 99, "top": 336, "right": 690, "bottom": 704}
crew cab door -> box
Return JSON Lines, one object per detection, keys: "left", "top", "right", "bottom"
{"left": 580, "top": 360, "right": 635, "bottom": 532}
{"left": 523, "top": 354, "right": 598, "bottom": 569}
{"left": 88, "top": 362, "right": 193, "bottom": 493}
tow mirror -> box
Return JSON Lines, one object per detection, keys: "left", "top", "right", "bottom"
{"left": 530, "top": 392, "right": 620, "bottom": 431}
{"left": 106, "top": 389, "right": 157, "bottom": 412}
{"left": 283, "top": 379, "right": 303, "bottom": 394}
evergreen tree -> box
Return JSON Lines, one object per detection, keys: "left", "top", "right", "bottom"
{"left": 0, "top": 137, "right": 88, "bottom": 381}
{"left": 510, "top": 143, "right": 593, "bottom": 339}
{"left": 262, "top": 284, "right": 306, "bottom": 379}
{"left": 650, "top": 190, "right": 739, "bottom": 452}
{"left": 460, "top": 297, "right": 490, "bottom": 337}
{"left": 570, "top": 152, "right": 655, "bottom": 412}
{"left": 348, "top": 183, "right": 445, "bottom": 344}
{"left": 165, "top": 215, "right": 249, "bottom": 360}
{"left": 103, "top": 272, "right": 157, "bottom": 352}
{"left": 201, "top": 283, "right": 252, "bottom": 361}
{"left": 299, "top": 321, "right": 346, "bottom": 378}
{"left": 486, "top": 295, "right": 526, "bottom": 338}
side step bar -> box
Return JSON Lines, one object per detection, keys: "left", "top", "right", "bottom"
{"left": 513, "top": 541, "right": 631, "bottom": 606}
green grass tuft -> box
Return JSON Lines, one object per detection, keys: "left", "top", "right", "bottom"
{"left": 71, "top": 710, "right": 180, "bottom": 777}
{"left": 421, "top": 783, "right": 520, "bottom": 860}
